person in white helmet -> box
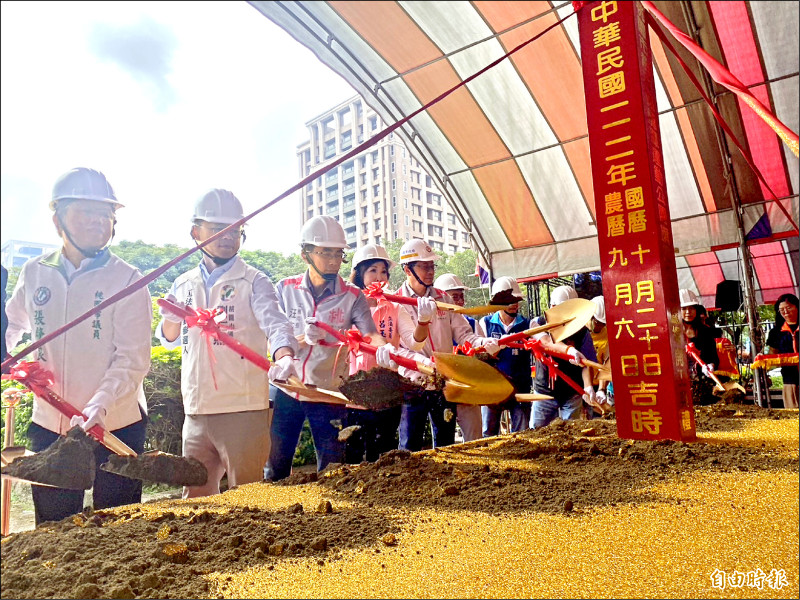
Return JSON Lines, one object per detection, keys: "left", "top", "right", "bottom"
{"left": 680, "top": 288, "right": 720, "bottom": 404}
{"left": 588, "top": 295, "right": 612, "bottom": 414}
{"left": 530, "top": 284, "right": 599, "bottom": 428}
{"left": 433, "top": 273, "right": 476, "bottom": 331}
{"left": 157, "top": 189, "right": 298, "bottom": 498}
{"left": 433, "top": 272, "right": 484, "bottom": 441}
{"left": 394, "top": 239, "right": 501, "bottom": 450}
{"left": 5, "top": 167, "right": 152, "bottom": 525}
{"left": 344, "top": 244, "right": 433, "bottom": 462}
{"left": 476, "top": 276, "right": 533, "bottom": 436}
{"left": 265, "top": 216, "right": 396, "bottom": 480}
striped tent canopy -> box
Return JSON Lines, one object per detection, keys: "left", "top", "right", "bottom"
{"left": 251, "top": 1, "right": 799, "bottom": 306}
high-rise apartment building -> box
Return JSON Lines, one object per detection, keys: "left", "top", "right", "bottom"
{"left": 296, "top": 96, "right": 473, "bottom": 254}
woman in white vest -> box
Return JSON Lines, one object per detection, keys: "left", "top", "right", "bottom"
{"left": 157, "top": 189, "right": 298, "bottom": 498}
{"left": 5, "top": 167, "right": 152, "bottom": 525}
{"left": 344, "top": 243, "right": 435, "bottom": 462}
{"left": 265, "top": 216, "right": 398, "bottom": 481}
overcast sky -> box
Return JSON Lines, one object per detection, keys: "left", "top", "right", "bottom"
{"left": 0, "top": 1, "right": 356, "bottom": 254}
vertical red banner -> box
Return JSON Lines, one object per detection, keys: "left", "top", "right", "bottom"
{"left": 577, "top": 1, "right": 695, "bottom": 441}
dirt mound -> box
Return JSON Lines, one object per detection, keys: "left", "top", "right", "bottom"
{"left": 0, "top": 501, "right": 398, "bottom": 599}
{"left": 101, "top": 452, "right": 209, "bottom": 487}
{"left": 1, "top": 403, "right": 796, "bottom": 599}
{"left": 311, "top": 408, "right": 797, "bottom": 515}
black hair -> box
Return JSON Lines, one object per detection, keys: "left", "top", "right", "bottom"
{"left": 350, "top": 258, "right": 387, "bottom": 290}
{"left": 773, "top": 293, "right": 799, "bottom": 329}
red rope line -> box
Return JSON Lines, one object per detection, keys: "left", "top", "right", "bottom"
{"left": 1, "top": 5, "right": 581, "bottom": 373}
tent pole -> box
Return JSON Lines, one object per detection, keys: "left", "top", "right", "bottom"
{"left": 680, "top": 1, "right": 768, "bottom": 407}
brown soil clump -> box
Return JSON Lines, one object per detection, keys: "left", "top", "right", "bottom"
{"left": 339, "top": 367, "right": 427, "bottom": 409}
{"left": 1, "top": 426, "right": 96, "bottom": 490}
{"left": 101, "top": 452, "right": 209, "bottom": 487}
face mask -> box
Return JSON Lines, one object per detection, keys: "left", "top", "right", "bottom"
{"left": 322, "top": 272, "right": 339, "bottom": 282}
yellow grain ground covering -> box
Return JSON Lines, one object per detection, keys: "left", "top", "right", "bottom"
{"left": 205, "top": 418, "right": 798, "bottom": 599}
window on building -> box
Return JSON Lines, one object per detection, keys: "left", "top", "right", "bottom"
{"left": 307, "top": 210, "right": 314, "bottom": 220}
{"left": 369, "top": 116, "right": 378, "bottom": 131}
{"left": 341, "top": 131, "right": 352, "bottom": 151}
{"left": 390, "top": 145, "right": 395, "bottom": 156}
{"left": 374, "top": 218, "right": 381, "bottom": 230}
{"left": 391, "top": 180, "right": 396, "bottom": 191}
{"left": 307, "top": 195, "right": 314, "bottom": 207}
{"left": 391, "top": 162, "right": 395, "bottom": 173}
{"left": 361, "top": 206, "right": 368, "bottom": 218}
{"left": 394, "top": 230, "right": 399, "bottom": 240}
{"left": 360, "top": 174, "right": 366, "bottom": 186}
{"left": 447, "top": 214, "right": 456, "bottom": 225}
{"left": 404, "top": 215, "right": 409, "bottom": 226}
{"left": 449, "top": 229, "right": 457, "bottom": 240}
{"left": 362, "top": 223, "right": 368, "bottom": 235}
{"left": 450, "top": 245, "right": 458, "bottom": 254}
{"left": 402, "top": 181, "right": 407, "bottom": 192}
{"left": 462, "top": 232, "right": 469, "bottom": 243}
{"left": 432, "top": 241, "right": 443, "bottom": 251}
{"left": 373, "top": 185, "right": 380, "bottom": 197}
{"left": 371, "top": 150, "right": 378, "bottom": 163}
{"left": 324, "top": 139, "right": 336, "bottom": 159}
{"left": 392, "top": 196, "right": 397, "bottom": 207}
{"left": 392, "top": 214, "right": 397, "bottom": 224}
{"left": 404, "top": 198, "right": 408, "bottom": 209}
{"left": 374, "top": 202, "right": 380, "bottom": 214}
{"left": 359, "top": 156, "right": 366, "bottom": 169}
{"left": 405, "top": 233, "right": 410, "bottom": 240}
{"left": 402, "top": 164, "right": 407, "bottom": 175}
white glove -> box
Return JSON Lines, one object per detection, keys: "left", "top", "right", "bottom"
{"left": 567, "top": 346, "right": 585, "bottom": 366}
{"left": 159, "top": 294, "right": 184, "bottom": 324}
{"left": 701, "top": 363, "right": 715, "bottom": 378}
{"left": 416, "top": 297, "right": 438, "bottom": 324}
{"left": 268, "top": 355, "right": 297, "bottom": 382}
{"left": 70, "top": 401, "right": 107, "bottom": 432}
{"left": 482, "top": 338, "right": 502, "bottom": 356}
{"left": 582, "top": 385, "right": 598, "bottom": 408}
{"left": 303, "top": 317, "right": 327, "bottom": 345}
{"left": 375, "top": 343, "right": 399, "bottom": 370}
{"left": 596, "top": 390, "right": 608, "bottom": 405}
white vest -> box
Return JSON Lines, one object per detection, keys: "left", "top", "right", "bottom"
{"left": 6, "top": 251, "right": 151, "bottom": 434}
{"left": 277, "top": 273, "right": 373, "bottom": 392}
{"left": 173, "top": 259, "right": 269, "bottom": 415}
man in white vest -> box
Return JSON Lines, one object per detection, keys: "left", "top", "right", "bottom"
{"left": 394, "top": 239, "right": 501, "bottom": 451}
{"left": 157, "top": 189, "right": 298, "bottom": 498}
{"left": 265, "top": 215, "right": 398, "bottom": 481}
{"left": 5, "top": 167, "right": 152, "bottom": 525}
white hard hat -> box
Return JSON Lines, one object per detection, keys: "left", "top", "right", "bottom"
{"left": 491, "top": 276, "right": 522, "bottom": 299}
{"left": 680, "top": 288, "right": 701, "bottom": 308}
{"left": 399, "top": 238, "right": 437, "bottom": 264}
{"left": 351, "top": 243, "right": 395, "bottom": 271}
{"left": 192, "top": 189, "right": 244, "bottom": 224}
{"left": 434, "top": 273, "right": 466, "bottom": 291}
{"left": 300, "top": 215, "right": 349, "bottom": 249}
{"left": 550, "top": 285, "right": 578, "bottom": 307}
{"left": 50, "top": 167, "right": 122, "bottom": 211}
{"left": 591, "top": 295, "right": 606, "bottom": 323}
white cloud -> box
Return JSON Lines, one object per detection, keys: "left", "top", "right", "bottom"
{"left": 1, "top": 1, "right": 355, "bottom": 254}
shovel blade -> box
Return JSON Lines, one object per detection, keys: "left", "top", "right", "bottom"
{"left": 432, "top": 353, "right": 514, "bottom": 405}
{"left": 100, "top": 451, "right": 208, "bottom": 487}
{"left": 544, "top": 299, "right": 597, "bottom": 342}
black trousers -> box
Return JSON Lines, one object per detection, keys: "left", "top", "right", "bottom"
{"left": 28, "top": 415, "right": 146, "bottom": 526}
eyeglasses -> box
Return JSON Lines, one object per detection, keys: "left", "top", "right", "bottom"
{"left": 71, "top": 206, "right": 115, "bottom": 220}
{"left": 201, "top": 223, "right": 244, "bottom": 237}
{"left": 309, "top": 249, "right": 346, "bottom": 261}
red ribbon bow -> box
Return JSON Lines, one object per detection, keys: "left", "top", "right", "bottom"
{"left": 3, "top": 360, "right": 56, "bottom": 390}
{"left": 363, "top": 281, "right": 387, "bottom": 300}
{"left": 455, "top": 341, "right": 480, "bottom": 356}
{"left": 182, "top": 306, "right": 229, "bottom": 390}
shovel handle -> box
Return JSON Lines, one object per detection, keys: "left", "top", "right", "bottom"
{"left": 310, "top": 321, "right": 433, "bottom": 375}
{"left": 686, "top": 344, "right": 726, "bottom": 391}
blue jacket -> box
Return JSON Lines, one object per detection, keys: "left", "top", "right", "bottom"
{"left": 481, "top": 312, "right": 532, "bottom": 393}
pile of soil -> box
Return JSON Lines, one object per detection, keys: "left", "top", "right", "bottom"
{"left": 339, "top": 367, "right": 425, "bottom": 409}
{"left": 1, "top": 427, "right": 96, "bottom": 490}
{"left": 1, "top": 401, "right": 796, "bottom": 599}
{"left": 101, "top": 452, "right": 208, "bottom": 488}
